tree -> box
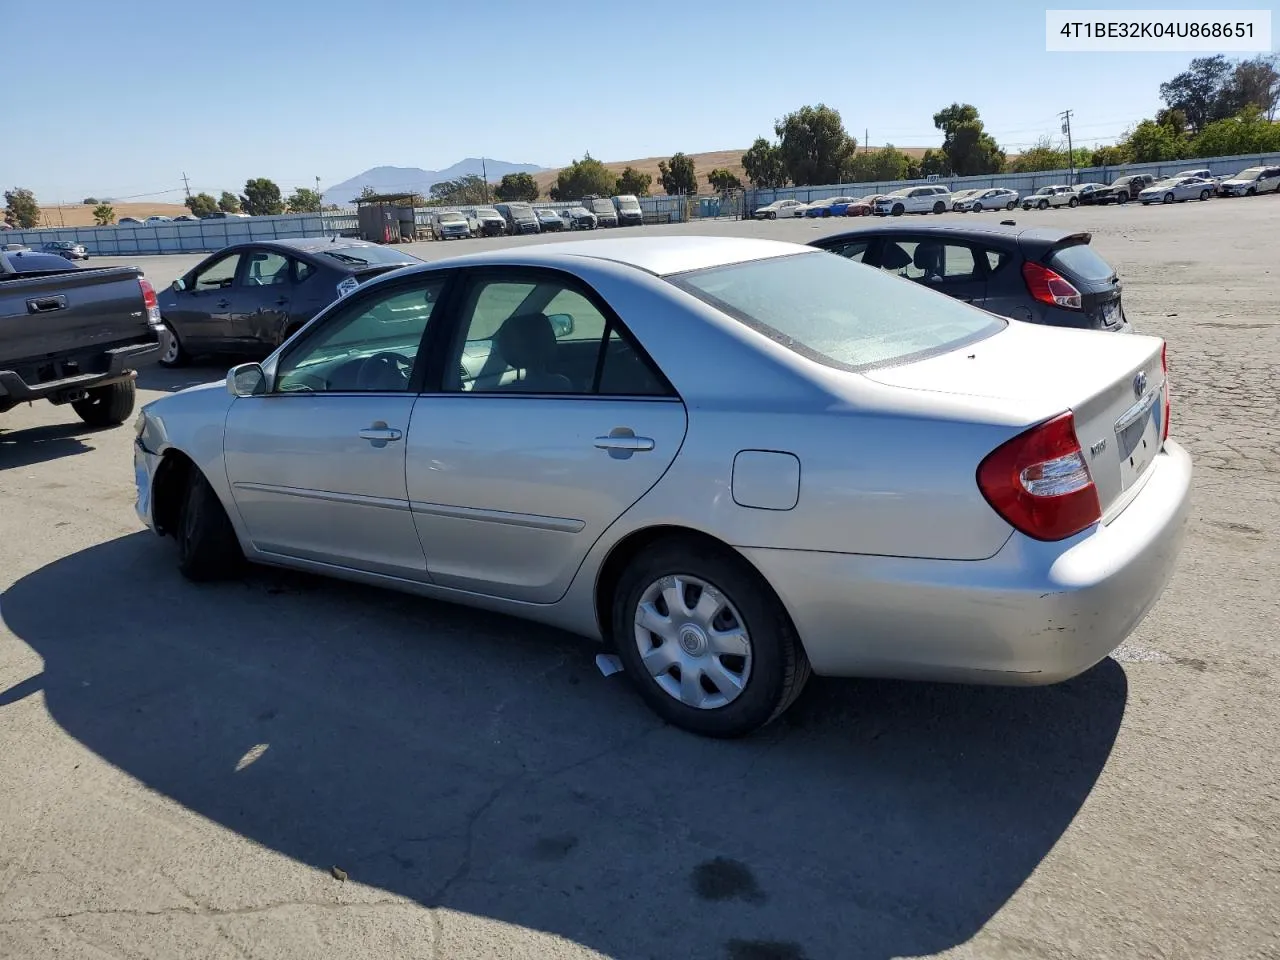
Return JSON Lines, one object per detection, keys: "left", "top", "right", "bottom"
{"left": 429, "top": 174, "right": 488, "bottom": 205}
{"left": 240, "top": 178, "right": 284, "bottom": 216}
{"left": 1190, "top": 105, "right": 1280, "bottom": 157}
{"left": 933, "top": 103, "right": 1005, "bottom": 176}
{"left": 614, "top": 166, "right": 652, "bottom": 196}
{"left": 549, "top": 154, "right": 617, "bottom": 201}
{"left": 742, "top": 138, "right": 788, "bottom": 188}
{"left": 185, "top": 192, "right": 219, "bottom": 218}
{"left": 658, "top": 152, "right": 698, "bottom": 196}
{"left": 1226, "top": 54, "right": 1280, "bottom": 120}
{"left": 919, "top": 149, "right": 950, "bottom": 177}
{"left": 1124, "top": 119, "right": 1188, "bottom": 162}
{"left": 1090, "top": 144, "right": 1130, "bottom": 167}
{"left": 286, "top": 188, "right": 322, "bottom": 213}
{"left": 1008, "top": 136, "right": 1069, "bottom": 173}
{"left": 775, "top": 104, "right": 857, "bottom": 185}
{"left": 494, "top": 172, "right": 539, "bottom": 202}
{"left": 1159, "top": 55, "right": 1236, "bottom": 132}
{"left": 3, "top": 188, "right": 40, "bottom": 228}
{"left": 81, "top": 197, "right": 99, "bottom": 205}
{"left": 218, "top": 191, "right": 241, "bottom": 213}
{"left": 845, "top": 146, "right": 911, "bottom": 183}
{"left": 92, "top": 204, "right": 115, "bottom": 226}
{"left": 357, "top": 185, "right": 379, "bottom": 201}
{"left": 707, "top": 168, "right": 743, "bottom": 193}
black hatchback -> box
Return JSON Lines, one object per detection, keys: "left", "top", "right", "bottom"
{"left": 809, "top": 221, "right": 1130, "bottom": 332}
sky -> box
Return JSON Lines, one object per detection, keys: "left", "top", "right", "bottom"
{"left": 4, "top": 0, "right": 1277, "bottom": 203}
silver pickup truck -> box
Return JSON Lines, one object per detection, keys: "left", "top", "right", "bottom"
{"left": 1, "top": 249, "right": 162, "bottom": 427}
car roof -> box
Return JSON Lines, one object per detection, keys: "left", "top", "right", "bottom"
{"left": 812, "top": 221, "right": 1084, "bottom": 245}
{"left": 244, "top": 237, "right": 388, "bottom": 255}
{"left": 409, "top": 236, "right": 811, "bottom": 277}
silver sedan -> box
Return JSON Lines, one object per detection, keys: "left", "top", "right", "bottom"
{"left": 133, "top": 237, "right": 1192, "bottom": 737}
{"left": 1139, "top": 176, "right": 1217, "bottom": 204}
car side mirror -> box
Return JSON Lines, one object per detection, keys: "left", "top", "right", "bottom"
{"left": 227, "top": 362, "right": 267, "bottom": 397}
{"left": 547, "top": 313, "right": 574, "bottom": 338}
{"left": 172, "top": 278, "right": 186, "bottom": 292}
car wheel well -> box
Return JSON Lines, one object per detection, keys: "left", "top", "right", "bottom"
{"left": 152, "top": 449, "right": 197, "bottom": 537}
{"left": 594, "top": 526, "right": 767, "bottom": 649}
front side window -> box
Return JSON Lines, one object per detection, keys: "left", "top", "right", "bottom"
{"left": 670, "top": 251, "right": 1002, "bottom": 372}
{"left": 446, "top": 272, "right": 669, "bottom": 396}
{"left": 275, "top": 278, "right": 445, "bottom": 393}
{"left": 244, "top": 251, "right": 291, "bottom": 286}
{"left": 192, "top": 253, "right": 242, "bottom": 290}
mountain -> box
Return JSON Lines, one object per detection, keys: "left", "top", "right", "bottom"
{"left": 323, "top": 158, "right": 543, "bottom": 205}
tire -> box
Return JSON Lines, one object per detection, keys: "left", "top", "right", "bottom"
{"left": 159, "top": 321, "right": 188, "bottom": 367}
{"left": 1068, "top": 197, "right": 1079, "bottom": 208}
{"left": 1163, "top": 193, "right": 1174, "bottom": 204}
{"left": 932, "top": 201, "right": 945, "bottom": 214}
{"left": 1199, "top": 189, "right": 1211, "bottom": 201}
{"left": 1117, "top": 193, "right": 1128, "bottom": 204}
{"left": 1006, "top": 201, "right": 1016, "bottom": 210}
{"left": 971, "top": 202, "right": 983, "bottom": 212}
{"left": 1246, "top": 187, "right": 1256, "bottom": 197}
{"left": 767, "top": 211, "right": 776, "bottom": 220}
{"left": 72, "top": 380, "right": 135, "bottom": 427}
{"left": 176, "top": 469, "right": 243, "bottom": 582}
{"left": 1038, "top": 200, "right": 1049, "bottom": 210}
{"left": 611, "top": 537, "right": 811, "bottom": 738}
{"left": 891, "top": 203, "right": 904, "bottom": 216}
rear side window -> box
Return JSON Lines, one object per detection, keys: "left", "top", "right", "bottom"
{"left": 670, "top": 251, "right": 1003, "bottom": 372}
{"left": 1048, "top": 243, "right": 1114, "bottom": 282}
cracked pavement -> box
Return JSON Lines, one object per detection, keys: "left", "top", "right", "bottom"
{"left": 2, "top": 201, "right": 1278, "bottom": 959}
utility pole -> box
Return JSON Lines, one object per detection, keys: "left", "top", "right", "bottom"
{"left": 1060, "top": 110, "right": 1075, "bottom": 183}
{"left": 181, "top": 172, "right": 191, "bottom": 200}
{"left": 480, "top": 157, "right": 489, "bottom": 202}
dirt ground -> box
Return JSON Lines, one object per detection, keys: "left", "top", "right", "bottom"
{"left": 1, "top": 198, "right": 1277, "bottom": 960}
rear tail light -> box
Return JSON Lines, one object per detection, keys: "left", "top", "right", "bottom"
{"left": 138, "top": 277, "right": 161, "bottom": 325}
{"left": 1022, "top": 261, "right": 1083, "bottom": 310}
{"left": 1161, "top": 342, "right": 1171, "bottom": 443}
{"left": 977, "top": 412, "right": 1101, "bottom": 541}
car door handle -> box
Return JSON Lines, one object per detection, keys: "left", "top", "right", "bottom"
{"left": 594, "top": 428, "right": 655, "bottom": 459}
{"left": 358, "top": 422, "right": 403, "bottom": 446}
{"left": 27, "top": 295, "right": 67, "bottom": 314}
{"left": 216, "top": 298, "right": 230, "bottom": 308}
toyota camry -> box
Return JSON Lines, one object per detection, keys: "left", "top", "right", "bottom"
{"left": 133, "top": 236, "right": 1191, "bottom": 738}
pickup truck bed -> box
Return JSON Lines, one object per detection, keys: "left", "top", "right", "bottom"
{"left": 1, "top": 251, "right": 162, "bottom": 425}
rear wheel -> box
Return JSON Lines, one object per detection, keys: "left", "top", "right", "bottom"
{"left": 176, "top": 469, "right": 243, "bottom": 582}
{"left": 1199, "top": 189, "right": 1211, "bottom": 201}
{"left": 72, "top": 380, "right": 135, "bottom": 427}
{"left": 159, "top": 321, "right": 188, "bottom": 367}
{"left": 932, "top": 201, "right": 945, "bottom": 214}
{"left": 612, "top": 538, "right": 810, "bottom": 738}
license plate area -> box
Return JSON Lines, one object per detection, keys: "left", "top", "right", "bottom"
{"left": 1115, "top": 389, "right": 1161, "bottom": 489}
{"left": 1101, "top": 299, "right": 1123, "bottom": 328}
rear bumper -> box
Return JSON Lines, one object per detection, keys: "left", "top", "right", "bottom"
{"left": 742, "top": 441, "right": 1192, "bottom": 684}
{"left": 0, "top": 339, "right": 159, "bottom": 404}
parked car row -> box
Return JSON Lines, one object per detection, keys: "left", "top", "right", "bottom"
{"left": 754, "top": 163, "right": 1278, "bottom": 221}
{"left": 428, "top": 195, "right": 644, "bottom": 239}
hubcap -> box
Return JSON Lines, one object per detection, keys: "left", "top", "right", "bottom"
{"left": 633, "top": 574, "right": 752, "bottom": 710}
{"left": 161, "top": 327, "right": 180, "bottom": 363}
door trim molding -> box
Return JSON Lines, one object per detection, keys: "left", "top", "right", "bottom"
{"left": 409, "top": 499, "right": 585, "bottom": 533}
{"left": 232, "top": 481, "right": 410, "bottom": 512}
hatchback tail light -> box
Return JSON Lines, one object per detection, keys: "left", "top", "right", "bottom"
{"left": 977, "top": 412, "right": 1101, "bottom": 541}
{"left": 1022, "top": 261, "right": 1083, "bottom": 310}
{"left": 1161, "top": 342, "right": 1171, "bottom": 443}
{"left": 138, "top": 277, "right": 161, "bottom": 325}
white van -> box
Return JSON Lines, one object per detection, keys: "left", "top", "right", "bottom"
{"left": 612, "top": 195, "right": 643, "bottom": 226}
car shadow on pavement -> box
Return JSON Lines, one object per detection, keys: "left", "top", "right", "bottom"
{"left": 135, "top": 363, "right": 226, "bottom": 394}
{"left": 1, "top": 533, "right": 1128, "bottom": 960}
{"left": 0, "top": 420, "right": 105, "bottom": 470}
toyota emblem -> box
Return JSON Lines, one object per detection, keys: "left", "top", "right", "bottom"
{"left": 1133, "top": 371, "right": 1148, "bottom": 397}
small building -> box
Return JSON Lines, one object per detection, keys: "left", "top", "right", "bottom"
{"left": 353, "top": 193, "right": 422, "bottom": 243}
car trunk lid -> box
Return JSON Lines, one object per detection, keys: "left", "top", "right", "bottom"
{"left": 1027, "top": 232, "right": 1126, "bottom": 331}
{"left": 862, "top": 321, "right": 1167, "bottom": 519}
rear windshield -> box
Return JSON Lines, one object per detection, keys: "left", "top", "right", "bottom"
{"left": 670, "top": 251, "right": 1004, "bottom": 372}
{"left": 3, "top": 252, "right": 78, "bottom": 274}
{"left": 1048, "top": 243, "right": 1114, "bottom": 282}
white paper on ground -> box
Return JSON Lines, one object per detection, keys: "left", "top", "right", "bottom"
{"left": 595, "top": 653, "right": 624, "bottom": 677}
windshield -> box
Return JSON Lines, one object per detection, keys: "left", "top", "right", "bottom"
{"left": 670, "top": 251, "right": 1003, "bottom": 372}
{"left": 616, "top": 197, "right": 641, "bottom": 210}
{"left": 438, "top": 212, "right": 465, "bottom": 222}
{"left": 1152, "top": 178, "right": 1182, "bottom": 188}
{"left": 589, "top": 199, "right": 613, "bottom": 214}
{"left": 475, "top": 208, "right": 501, "bottom": 218}
{"left": 507, "top": 203, "right": 534, "bottom": 218}
{"left": 322, "top": 245, "right": 423, "bottom": 267}
{"left": 537, "top": 209, "right": 558, "bottom": 217}
{"left": 884, "top": 189, "right": 910, "bottom": 198}
{"left": 1035, "top": 187, "right": 1054, "bottom": 195}
{"left": 1234, "top": 167, "right": 1264, "bottom": 179}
